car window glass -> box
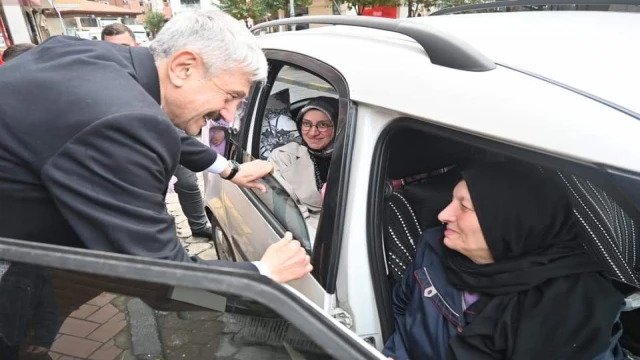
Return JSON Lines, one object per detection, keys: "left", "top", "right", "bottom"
{"left": 260, "top": 65, "right": 337, "bottom": 160}
{"left": 0, "top": 256, "right": 336, "bottom": 359}
{"left": 241, "top": 150, "right": 313, "bottom": 252}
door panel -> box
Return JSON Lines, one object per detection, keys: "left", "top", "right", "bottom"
{"left": 220, "top": 179, "right": 282, "bottom": 262}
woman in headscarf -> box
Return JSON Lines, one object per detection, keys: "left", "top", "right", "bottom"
{"left": 268, "top": 96, "right": 338, "bottom": 213}
{"left": 384, "top": 161, "right": 625, "bottom": 360}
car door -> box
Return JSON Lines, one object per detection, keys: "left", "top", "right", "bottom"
{"left": 0, "top": 237, "right": 386, "bottom": 360}
{"left": 203, "top": 51, "right": 354, "bottom": 317}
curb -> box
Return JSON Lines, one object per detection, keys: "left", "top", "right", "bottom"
{"left": 127, "top": 298, "right": 163, "bottom": 359}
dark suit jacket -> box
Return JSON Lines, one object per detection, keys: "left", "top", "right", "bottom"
{"left": 0, "top": 36, "right": 256, "bottom": 272}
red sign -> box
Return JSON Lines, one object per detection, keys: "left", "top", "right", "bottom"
{"left": 362, "top": 6, "right": 398, "bottom": 19}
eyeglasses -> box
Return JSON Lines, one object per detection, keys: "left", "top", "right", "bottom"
{"left": 234, "top": 98, "right": 248, "bottom": 121}
{"left": 301, "top": 121, "right": 334, "bottom": 132}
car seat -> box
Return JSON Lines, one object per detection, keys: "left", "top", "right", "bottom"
{"left": 383, "top": 185, "right": 422, "bottom": 285}
{"left": 383, "top": 167, "right": 462, "bottom": 285}
{"left": 544, "top": 169, "right": 640, "bottom": 287}
{"left": 260, "top": 88, "right": 300, "bottom": 160}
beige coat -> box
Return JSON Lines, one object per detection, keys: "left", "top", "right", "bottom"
{"left": 268, "top": 142, "right": 323, "bottom": 214}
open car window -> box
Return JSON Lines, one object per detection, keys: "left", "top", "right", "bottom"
{"left": 0, "top": 238, "right": 384, "bottom": 360}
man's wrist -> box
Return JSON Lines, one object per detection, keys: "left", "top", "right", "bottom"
{"left": 221, "top": 160, "right": 240, "bottom": 180}
{"left": 206, "top": 155, "right": 228, "bottom": 174}
{"left": 251, "top": 261, "right": 272, "bottom": 279}
{"left": 219, "top": 163, "right": 232, "bottom": 179}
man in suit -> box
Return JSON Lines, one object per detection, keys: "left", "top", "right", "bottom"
{"left": 0, "top": 10, "right": 312, "bottom": 283}
{"left": 102, "top": 23, "right": 219, "bottom": 240}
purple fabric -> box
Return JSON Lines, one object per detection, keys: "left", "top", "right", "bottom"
{"left": 209, "top": 119, "right": 229, "bottom": 155}
{"left": 463, "top": 291, "right": 480, "bottom": 308}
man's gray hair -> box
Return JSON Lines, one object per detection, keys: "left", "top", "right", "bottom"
{"left": 150, "top": 10, "right": 267, "bottom": 82}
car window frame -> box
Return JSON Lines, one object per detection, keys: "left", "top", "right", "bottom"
{"left": 0, "top": 237, "right": 384, "bottom": 360}
{"left": 234, "top": 50, "right": 354, "bottom": 293}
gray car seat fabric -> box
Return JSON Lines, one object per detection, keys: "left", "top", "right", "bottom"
{"left": 551, "top": 170, "right": 640, "bottom": 287}
{"left": 383, "top": 168, "right": 461, "bottom": 285}
{"left": 384, "top": 191, "right": 422, "bottom": 284}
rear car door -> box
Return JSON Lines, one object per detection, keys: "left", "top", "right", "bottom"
{"left": 0, "top": 237, "right": 386, "bottom": 360}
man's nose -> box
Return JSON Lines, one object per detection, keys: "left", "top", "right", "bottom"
{"left": 220, "top": 106, "right": 236, "bottom": 123}
{"left": 221, "top": 99, "right": 243, "bottom": 123}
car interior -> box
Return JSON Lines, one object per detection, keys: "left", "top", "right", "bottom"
{"left": 376, "top": 125, "right": 640, "bottom": 355}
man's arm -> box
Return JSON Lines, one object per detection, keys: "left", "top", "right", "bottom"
{"left": 40, "top": 112, "right": 256, "bottom": 271}
{"left": 178, "top": 130, "right": 224, "bottom": 173}
{"left": 179, "top": 128, "right": 274, "bottom": 193}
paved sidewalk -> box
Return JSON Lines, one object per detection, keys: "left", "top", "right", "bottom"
{"left": 49, "top": 293, "right": 133, "bottom": 360}
{"left": 166, "top": 173, "right": 218, "bottom": 261}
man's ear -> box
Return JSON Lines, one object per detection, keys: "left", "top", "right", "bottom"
{"left": 167, "top": 50, "right": 200, "bottom": 87}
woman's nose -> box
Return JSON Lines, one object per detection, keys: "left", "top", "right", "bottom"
{"left": 438, "top": 202, "right": 455, "bottom": 223}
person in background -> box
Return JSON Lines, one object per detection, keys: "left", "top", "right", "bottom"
{"left": 102, "top": 22, "right": 216, "bottom": 240}
{"left": 1, "top": 43, "right": 36, "bottom": 62}
{"left": 101, "top": 23, "right": 136, "bottom": 46}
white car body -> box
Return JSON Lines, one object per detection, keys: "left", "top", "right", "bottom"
{"left": 204, "top": 10, "right": 640, "bottom": 351}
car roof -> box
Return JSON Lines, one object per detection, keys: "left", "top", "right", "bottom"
{"left": 407, "top": 11, "right": 640, "bottom": 116}
{"left": 255, "top": 12, "right": 640, "bottom": 172}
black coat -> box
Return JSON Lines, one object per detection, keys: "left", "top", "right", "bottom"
{"left": 0, "top": 36, "right": 255, "bottom": 271}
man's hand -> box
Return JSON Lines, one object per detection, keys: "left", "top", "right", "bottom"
{"left": 221, "top": 160, "right": 273, "bottom": 193}
{"left": 260, "top": 232, "right": 312, "bottom": 283}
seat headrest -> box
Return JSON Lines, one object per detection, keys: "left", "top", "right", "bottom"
{"left": 397, "top": 167, "right": 462, "bottom": 230}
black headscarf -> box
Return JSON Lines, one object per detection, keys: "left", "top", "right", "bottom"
{"left": 442, "top": 162, "right": 624, "bottom": 360}
{"left": 296, "top": 97, "right": 339, "bottom": 190}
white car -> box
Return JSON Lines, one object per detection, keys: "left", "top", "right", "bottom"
{"left": 202, "top": 4, "right": 640, "bottom": 355}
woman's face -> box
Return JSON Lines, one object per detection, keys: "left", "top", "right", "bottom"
{"left": 438, "top": 180, "right": 494, "bottom": 264}
{"left": 300, "top": 109, "right": 335, "bottom": 150}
